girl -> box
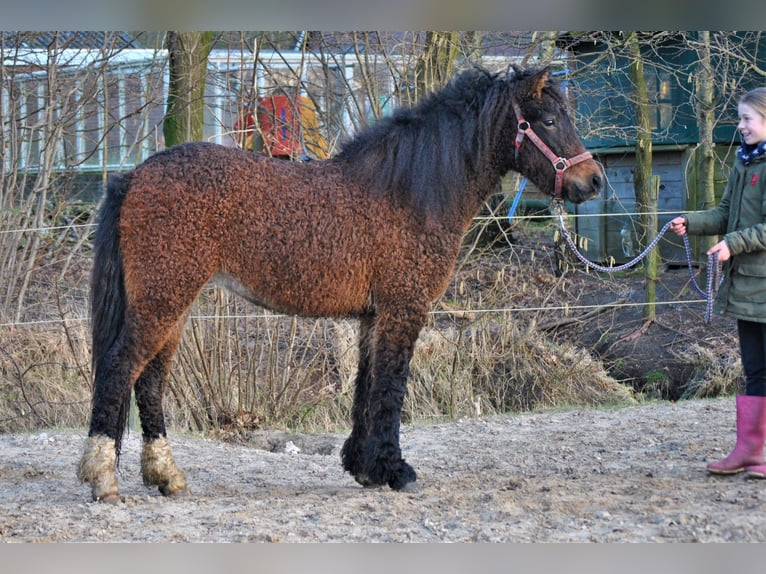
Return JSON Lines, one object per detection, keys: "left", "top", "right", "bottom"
{"left": 671, "top": 86, "right": 766, "bottom": 477}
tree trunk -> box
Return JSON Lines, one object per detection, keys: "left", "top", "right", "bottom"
{"left": 537, "top": 31, "right": 559, "bottom": 63}
{"left": 627, "top": 32, "right": 657, "bottom": 320}
{"left": 415, "top": 31, "right": 460, "bottom": 98}
{"left": 463, "top": 31, "right": 483, "bottom": 64}
{"left": 163, "top": 31, "right": 213, "bottom": 147}
{"left": 644, "top": 176, "right": 661, "bottom": 320}
{"left": 695, "top": 31, "right": 717, "bottom": 269}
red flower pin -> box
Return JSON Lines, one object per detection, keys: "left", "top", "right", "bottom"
{"left": 752, "top": 174, "right": 760, "bottom": 186}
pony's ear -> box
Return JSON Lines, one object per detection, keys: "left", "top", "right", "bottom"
{"left": 530, "top": 67, "right": 551, "bottom": 100}
{"left": 514, "top": 67, "right": 552, "bottom": 102}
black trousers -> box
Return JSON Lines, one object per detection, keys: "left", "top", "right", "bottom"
{"left": 738, "top": 319, "right": 766, "bottom": 396}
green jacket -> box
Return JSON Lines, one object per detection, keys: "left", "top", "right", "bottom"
{"left": 685, "top": 153, "right": 766, "bottom": 322}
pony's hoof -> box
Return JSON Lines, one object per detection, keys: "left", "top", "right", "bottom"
{"left": 141, "top": 437, "right": 188, "bottom": 497}
{"left": 352, "top": 473, "right": 383, "bottom": 488}
{"left": 159, "top": 485, "right": 190, "bottom": 498}
{"left": 388, "top": 463, "right": 418, "bottom": 491}
{"left": 356, "top": 460, "right": 418, "bottom": 491}
{"left": 95, "top": 492, "right": 122, "bottom": 505}
{"left": 78, "top": 435, "right": 120, "bottom": 503}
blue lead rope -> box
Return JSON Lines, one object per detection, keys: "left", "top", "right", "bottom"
{"left": 507, "top": 177, "right": 527, "bottom": 222}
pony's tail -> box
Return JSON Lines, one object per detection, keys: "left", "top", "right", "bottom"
{"left": 90, "top": 172, "right": 132, "bottom": 457}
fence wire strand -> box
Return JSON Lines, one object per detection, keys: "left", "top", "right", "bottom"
{"left": 1, "top": 209, "right": 712, "bottom": 330}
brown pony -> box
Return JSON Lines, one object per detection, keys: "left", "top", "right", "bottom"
{"left": 77, "top": 66, "right": 603, "bottom": 502}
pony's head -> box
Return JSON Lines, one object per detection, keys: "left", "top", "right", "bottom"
{"left": 503, "top": 66, "right": 603, "bottom": 204}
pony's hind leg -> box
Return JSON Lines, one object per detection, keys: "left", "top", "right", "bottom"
{"left": 135, "top": 330, "right": 188, "bottom": 497}
{"left": 77, "top": 435, "right": 120, "bottom": 503}
{"left": 80, "top": 296, "right": 204, "bottom": 501}
{"left": 78, "top": 328, "right": 155, "bottom": 502}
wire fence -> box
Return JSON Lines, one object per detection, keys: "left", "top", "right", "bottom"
{"left": 0, "top": 207, "right": 710, "bottom": 330}
{"left": 0, "top": 299, "right": 711, "bottom": 330}
{"left": 0, "top": 204, "right": 727, "bottom": 434}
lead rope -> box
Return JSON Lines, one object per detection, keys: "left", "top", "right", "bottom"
{"left": 552, "top": 202, "right": 720, "bottom": 323}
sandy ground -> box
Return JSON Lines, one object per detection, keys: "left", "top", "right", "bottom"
{"left": 2, "top": 396, "right": 766, "bottom": 542}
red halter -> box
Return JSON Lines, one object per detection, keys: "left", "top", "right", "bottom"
{"left": 512, "top": 100, "right": 593, "bottom": 201}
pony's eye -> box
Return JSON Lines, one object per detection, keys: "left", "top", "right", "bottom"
{"left": 543, "top": 119, "right": 555, "bottom": 127}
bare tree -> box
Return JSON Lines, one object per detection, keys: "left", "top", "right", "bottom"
{"left": 164, "top": 31, "right": 213, "bottom": 146}
{"left": 693, "top": 31, "right": 718, "bottom": 267}
{"left": 415, "top": 31, "right": 460, "bottom": 96}
{"left": 0, "top": 32, "right": 167, "bottom": 323}
{"left": 625, "top": 32, "right": 658, "bottom": 319}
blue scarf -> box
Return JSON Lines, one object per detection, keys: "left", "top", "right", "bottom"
{"left": 737, "top": 141, "right": 766, "bottom": 165}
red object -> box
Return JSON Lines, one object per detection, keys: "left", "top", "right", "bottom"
{"left": 707, "top": 395, "right": 766, "bottom": 474}
{"left": 258, "top": 94, "right": 302, "bottom": 157}
{"left": 233, "top": 108, "right": 255, "bottom": 132}
{"left": 751, "top": 174, "right": 759, "bottom": 187}
{"left": 232, "top": 106, "right": 256, "bottom": 149}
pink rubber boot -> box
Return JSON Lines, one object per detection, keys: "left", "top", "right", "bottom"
{"left": 707, "top": 395, "right": 766, "bottom": 475}
{"left": 746, "top": 463, "right": 766, "bottom": 478}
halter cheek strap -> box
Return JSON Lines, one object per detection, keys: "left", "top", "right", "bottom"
{"left": 512, "top": 100, "right": 593, "bottom": 201}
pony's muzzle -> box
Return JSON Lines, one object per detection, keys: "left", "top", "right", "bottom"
{"left": 566, "top": 162, "right": 604, "bottom": 203}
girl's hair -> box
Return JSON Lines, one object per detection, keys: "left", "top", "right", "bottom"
{"left": 740, "top": 87, "right": 766, "bottom": 118}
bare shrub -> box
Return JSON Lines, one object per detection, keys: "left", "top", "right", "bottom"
{"left": 673, "top": 343, "right": 743, "bottom": 399}
{"left": 0, "top": 322, "right": 91, "bottom": 432}
{"left": 166, "top": 287, "right": 357, "bottom": 434}
{"left": 408, "top": 313, "right": 635, "bottom": 424}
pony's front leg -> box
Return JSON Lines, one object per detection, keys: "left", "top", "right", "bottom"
{"left": 361, "top": 308, "right": 424, "bottom": 491}
{"left": 342, "top": 314, "right": 376, "bottom": 481}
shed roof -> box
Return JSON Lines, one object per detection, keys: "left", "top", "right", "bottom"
{"left": 3, "top": 31, "right": 143, "bottom": 50}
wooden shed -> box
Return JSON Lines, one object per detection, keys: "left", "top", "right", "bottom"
{"left": 560, "top": 32, "right": 764, "bottom": 265}
{"left": 575, "top": 146, "right": 690, "bottom": 265}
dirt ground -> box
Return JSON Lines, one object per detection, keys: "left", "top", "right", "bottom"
{"left": 2, "top": 396, "right": 766, "bottom": 542}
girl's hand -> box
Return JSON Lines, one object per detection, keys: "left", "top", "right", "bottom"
{"left": 708, "top": 239, "right": 731, "bottom": 262}
{"left": 670, "top": 216, "right": 687, "bottom": 236}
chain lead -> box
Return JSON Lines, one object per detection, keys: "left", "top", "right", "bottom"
{"left": 555, "top": 211, "right": 720, "bottom": 323}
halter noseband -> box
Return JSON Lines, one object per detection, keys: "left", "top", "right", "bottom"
{"left": 512, "top": 100, "right": 593, "bottom": 201}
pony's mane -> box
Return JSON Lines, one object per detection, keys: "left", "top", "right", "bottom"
{"left": 335, "top": 66, "right": 562, "bottom": 216}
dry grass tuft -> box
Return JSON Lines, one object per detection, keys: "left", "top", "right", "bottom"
{"left": 407, "top": 313, "right": 635, "bottom": 424}
{"left": 672, "top": 343, "right": 743, "bottom": 399}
